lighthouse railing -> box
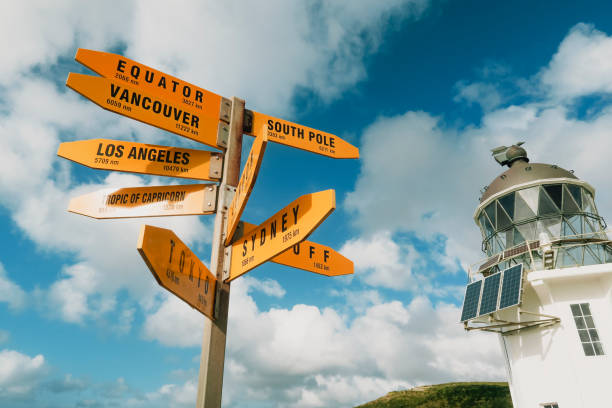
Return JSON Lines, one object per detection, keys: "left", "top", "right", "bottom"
{"left": 468, "top": 230, "right": 612, "bottom": 281}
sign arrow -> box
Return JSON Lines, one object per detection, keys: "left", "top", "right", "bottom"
{"left": 137, "top": 225, "right": 216, "bottom": 319}
{"left": 68, "top": 184, "right": 217, "bottom": 219}
{"left": 74, "top": 48, "right": 230, "bottom": 123}
{"left": 66, "top": 73, "right": 222, "bottom": 149}
{"left": 225, "top": 126, "right": 268, "bottom": 245}
{"left": 225, "top": 189, "right": 336, "bottom": 281}
{"left": 58, "top": 138, "right": 223, "bottom": 181}
{"left": 245, "top": 111, "right": 359, "bottom": 159}
{"left": 241, "top": 221, "right": 353, "bottom": 277}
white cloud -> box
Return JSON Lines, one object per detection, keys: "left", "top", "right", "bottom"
{"left": 539, "top": 23, "right": 612, "bottom": 100}
{"left": 221, "top": 280, "right": 504, "bottom": 407}
{"left": 0, "top": 1, "right": 132, "bottom": 85}
{"left": 0, "top": 263, "right": 26, "bottom": 311}
{"left": 47, "top": 263, "right": 104, "bottom": 324}
{"left": 330, "top": 289, "right": 383, "bottom": 315}
{"left": 141, "top": 294, "right": 205, "bottom": 348}
{"left": 481, "top": 104, "right": 538, "bottom": 132}
{"left": 454, "top": 81, "right": 504, "bottom": 111}
{"left": 428, "top": 303, "right": 504, "bottom": 380}
{"left": 139, "top": 276, "right": 505, "bottom": 407}
{"left": 144, "top": 379, "right": 197, "bottom": 408}
{"left": 125, "top": 0, "right": 429, "bottom": 115}
{"left": 114, "top": 307, "right": 136, "bottom": 335}
{"left": 0, "top": 349, "right": 46, "bottom": 396}
{"left": 286, "top": 375, "right": 412, "bottom": 408}
{"left": 345, "top": 110, "right": 491, "bottom": 271}
{"left": 141, "top": 276, "right": 286, "bottom": 348}
{"left": 340, "top": 231, "right": 418, "bottom": 289}
{"left": 241, "top": 276, "right": 286, "bottom": 298}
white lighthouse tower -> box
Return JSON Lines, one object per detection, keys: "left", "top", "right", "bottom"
{"left": 461, "top": 144, "right": 612, "bottom": 408}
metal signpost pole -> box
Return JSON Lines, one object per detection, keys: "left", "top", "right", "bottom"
{"left": 196, "top": 97, "right": 244, "bottom": 408}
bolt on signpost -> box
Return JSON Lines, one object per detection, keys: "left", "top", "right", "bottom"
{"left": 59, "top": 48, "right": 358, "bottom": 408}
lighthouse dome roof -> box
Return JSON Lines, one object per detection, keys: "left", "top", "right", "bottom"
{"left": 480, "top": 159, "right": 579, "bottom": 203}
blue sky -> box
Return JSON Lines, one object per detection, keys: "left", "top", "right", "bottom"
{"left": 3, "top": 1, "right": 612, "bottom": 407}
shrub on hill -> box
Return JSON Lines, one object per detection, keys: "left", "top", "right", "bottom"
{"left": 355, "top": 382, "right": 512, "bottom": 408}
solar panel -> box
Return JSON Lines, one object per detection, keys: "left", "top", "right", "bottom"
{"left": 499, "top": 264, "right": 523, "bottom": 310}
{"left": 479, "top": 272, "right": 501, "bottom": 316}
{"left": 460, "top": 280, "right": 483, "bottom": 322}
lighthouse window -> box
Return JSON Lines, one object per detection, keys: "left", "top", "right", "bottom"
{"left": 562, "top": 185, "right": 580, "bottom": 213}
{"left": 516, "top": 222, "right": 535, "bottom": 242}
{"left": 538, "top": 187, "right": 559, "bottom": 216}
{"left": 496, "top": 201, "right": 512, "bottom": 229}
{"left": 479, "top": 213, "right": 494, "bottom": 237}
{"left": 544, "top": 184, "right": 563, "bottom": 209}
{"left": 571, "top": 303, "right": 604, "bottom": 356}
{"left": 498, "top": 193, "right": 515, "bottom": 218}
{"left": 515, "top": 186, "right": 539, "bottom": 220}
{"left": 582, "top": 191, "right": 596, "bottom": 214}
{"left": 484, "top": 202, "right": 496, "bottom": 228}
{"left": 567, "top": 183, "right": 582, "bottom": 208}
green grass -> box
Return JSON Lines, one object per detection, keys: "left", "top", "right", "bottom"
{"left": 355, "top": 382, "right": 512, "bottom": 408}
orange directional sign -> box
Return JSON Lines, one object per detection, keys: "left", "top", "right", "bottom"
{"left": 226, "top": 189, "right": 336, "bottom": 281}
{"left": 58, "top": 139, "right": 223, "bottom": 181}
{"left": 242, "top": 222, "right": 353, "bottom": 277}
{"left": 68, "top": 184, "right": 217, "bottom": 219}
{"left": 66, "top": 73, "right": 221, "bottom": 149}
{"left": 225, "top": 127, "right": 268, "bottom": 245}
{"left": 246, "top": 111, "right": 359, "bottom": 159}
{"left": 75, "top": 48, "right": 229, "bottom": 123}
{"left": 137, "top": 225, "right": 216, "bottom": 319}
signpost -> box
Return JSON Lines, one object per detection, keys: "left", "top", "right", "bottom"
{"left": 245, "top": 111, "right": 359, "bottom": 159}
{"left": 68, "top": 184, "right": 217, "bottom": 219}
{"left": 58, "top": 139, "right": 223, "bottom": 181}
{"left": 241, "top": 222, "right": 353, "bottom": 277}
{"left": 224, "top": 127, "right": 268, "bottom": 245}
{"left": 225, "top": 189, "right": 336, "bottom": 282}
{"left": 66, "top": 73, "right": 223, "bottom": 148}
{"left": 60, "top": 48, "right": 359, "bottom": 408}
{"left": 138, "top": 225, "right": 217, "bottom": 318}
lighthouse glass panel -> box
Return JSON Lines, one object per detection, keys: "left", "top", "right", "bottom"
{"left": 544, "top": 184, "right": 562, "bottom": 209}
{"left": 562, "top": 185, "right": 580, "bottom": 212}
{"left": 477, "top": 183, "right": 610, "bottom": 272}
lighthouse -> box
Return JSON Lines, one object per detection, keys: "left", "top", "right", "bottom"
{"left": 460, "top": 143, "right": 612, "bottom": 407}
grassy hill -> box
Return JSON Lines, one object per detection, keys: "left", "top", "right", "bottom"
{"left": 355, "top": 382, "right": 512, "bottom": 408}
